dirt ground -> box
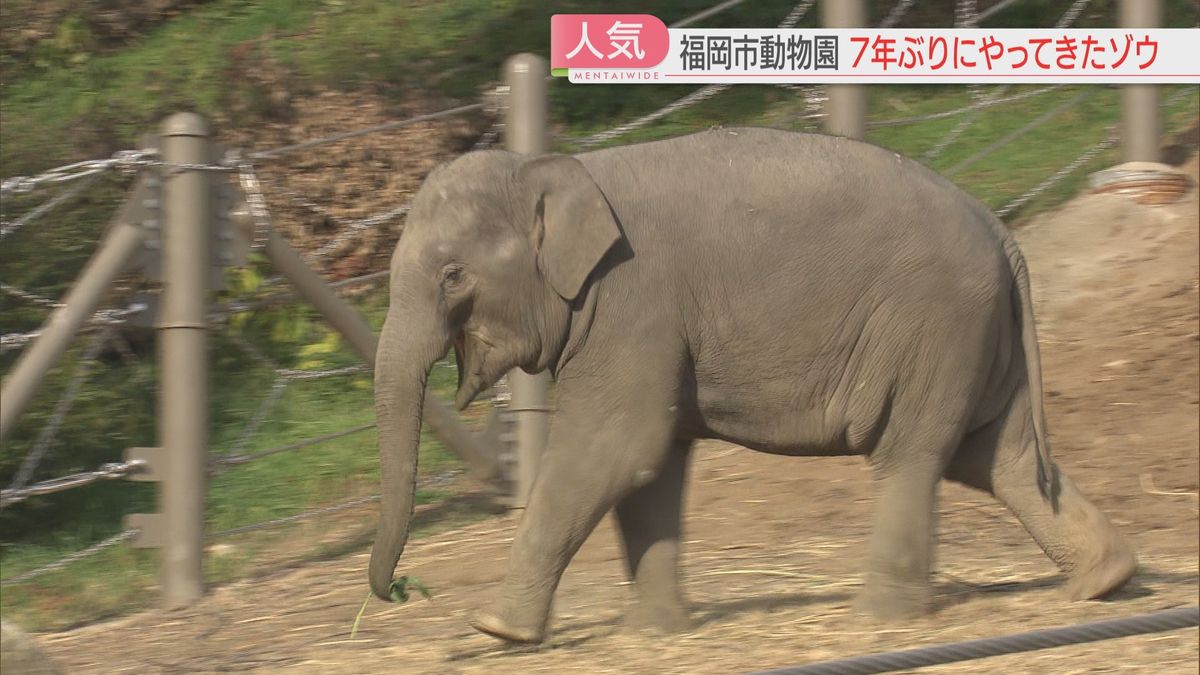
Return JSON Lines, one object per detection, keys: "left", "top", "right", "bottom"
{"left": 29, "top": 155, "right": 1200, "bottom": 674}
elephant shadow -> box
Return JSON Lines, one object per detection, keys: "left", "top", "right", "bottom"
{"left": 691, "top": 565, "right": 1194, "bottom": 624}
{"left": 442, "top": 567, "right": 1194, "bottom": 662}
{"left": 693, "top": 590, "right": 853, "bottom": 625}
{"left": 933, "top": 566, "right": 1195, "bottom": 611}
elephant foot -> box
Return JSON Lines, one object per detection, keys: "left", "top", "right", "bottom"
{"left": 1063, "top": 540, "right": 1138, "bottom": 601}
{"left": 855, "top": 573, "right": 932, "bottom": 621}
{"left": 626, "top": 600, "right": 695, "bottom": 634}
{"left": 470, "top": 605, "right": 548, "bottom": 644}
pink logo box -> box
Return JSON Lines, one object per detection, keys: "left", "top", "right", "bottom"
{"left": 551, "top": 14, "right": 670, "bottom": 70}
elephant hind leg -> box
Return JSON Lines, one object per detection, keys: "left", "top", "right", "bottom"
{"left": 614, "top": 439, "right": 694, "bottom": 633}
{"left": 946, "top": 386, "right": 1137, "bottom": 600}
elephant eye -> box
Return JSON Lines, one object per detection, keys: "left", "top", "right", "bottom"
{"left": 441, "top": 264, "right": 465, "bottom": 288}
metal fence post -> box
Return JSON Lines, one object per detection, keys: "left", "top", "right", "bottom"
{"left": 157, "top": 113, "right": 211, "bottom": 607}
{"left": 821, "top": 0, "right": 866, "bottom": 139}
{"left": 503, "top": 53, "right": 552, "bottom": 510}
{"left": 1119, "top": 0, "right": 1161, "bottom": 162}
{"left": 0, "top": 221, "right": 145, "bottom": 439}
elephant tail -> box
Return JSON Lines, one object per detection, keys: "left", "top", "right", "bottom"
{"left": 1003, "top": 236, "right": 1060, "bottom": 507}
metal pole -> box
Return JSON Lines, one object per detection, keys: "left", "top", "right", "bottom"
{"left": 258, "top": 228, "right": 502, "bottom": 483}
{"left": 1120, "top": 0, "right": 1161, "bottom": 162}
{"left": 821, "top": 0, "right": 866, "bottom": 139}
{"left": 158, "top": 113, "right": 210, "bottom": 608}
{"left": 0, "top": 221, "right": 145, "bottom": 439}
{"left": 263, "top": 230, "right": 379, "bottom": 364}
{"left": 503, "top": 53, "right": 553, "bottom": 509}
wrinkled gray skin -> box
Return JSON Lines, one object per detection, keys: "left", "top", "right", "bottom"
{"left": 370, "top": 127, "right": 1137, "bottom": 643}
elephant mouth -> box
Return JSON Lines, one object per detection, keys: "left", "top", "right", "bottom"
{"left": 452, "top": 330, "right": 485, "bottom": 410}
{"left": 453, "top": 331, "right": 466, "bottom": 391}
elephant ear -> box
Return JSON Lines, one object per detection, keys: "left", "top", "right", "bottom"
{"left": 517, "top": 154, "right": 621, "bottom": 301}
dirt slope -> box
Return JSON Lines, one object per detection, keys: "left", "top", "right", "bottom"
{"left": 31, "top": 157, "right": 1200, "bottom": 674}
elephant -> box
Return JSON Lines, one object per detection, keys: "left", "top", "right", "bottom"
{"left": 368, "top": 126, "right": 1137, "bottom": 644}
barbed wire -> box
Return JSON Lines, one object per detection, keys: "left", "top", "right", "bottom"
{"left": 945, "top": 89, "right": 1093, "bottom": 178}
{"left": 995, "top": 83, "right": 1198, "bottom": 220}
{"left": 214, "top": 422, "right": 375, "bottom": 471}
{"left": 926, "top": 0, "right": 1092, "bottom": 161}
{"left": 310, "top": 204, "right": 411, "bottom": 260}
{"left": 0, "top": 459, "right": 146, "bottom": 509}
{"left": 470, "top": 121, "right": 504, "bottom": 151}
{"left": 207, "top": 330, "right": 371, "bottom": 479}
{"left": 1, "top": 282, "right": 63, "bottom": 309}
{"left": 575, "top": 85, "right": 735, "bottom": 149}
{"left": 573, "top": 0, "right": 817, "bottom": 149}
{"left": 0, "top": 149, "right": 238, "bottom": 200}
{"left": 0, "top": 529, "right": 140, "bottom": 587}
{"left": 1, "top": 302, "right": 146, "bottom": 353}
{"left": 5, "top": 326, "right": 116, "bottom": 493}
{"left": 879, "top": 0, "right": 917, "bottom": 29}
{"left": 869, "top": 86, "right": 1057, "bottom": 129}
{"left": 226, "top": 331, "right": 365, "bottom": 381}
{"left": 280, "top": 364, "right": 366, "bottom": 380}
{"left": 331, "top": 269, "right": 391, "bottom": 288}
{"left": 672, "top": 0, "right": 747, "bottom": 29}
{"left": 1055, "top": 0, "right": 1093, "bottom": 30}
{"left": 224, "top": 376, "right": 290, "bottom": 458}
{"left": 217, "top": 269, "right": 391, "bottom": 319}
{"left": 775, "top": 0, "right": 817, "bottom": 29}
{"left": 0, "top": 173, "right": 102, "bottom": 240}
{"left": 950, "top": 2, "right": 988, "bottom": 158}
{"left": 0, "top": 492, "right": 379, "bottom": 585}
{"left": 970, "top": 0, "right": 1022, "bottom": 25}
{"left": 955, "top": 0, "right": 977, "bottom": 27}
{"left": 234, "top": 157, "right": 273, "bottom": 251}
{"left": 936, "top": 0, "right": 1099, "bottom": 156}
{"left": 0, "top": 329, "right": 50, "bottom": 351}
{"left": 0, "top": 150, "right": 158, "bottom": 197}
{"left": 996, "top": 128, "right": 1118, "bottom": 219}
{"left": 1019, "top": 82, "right": 1188, "bottom": 221}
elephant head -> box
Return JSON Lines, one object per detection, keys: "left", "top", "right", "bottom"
{"left": 369, "top": 150, "right": 622, "bottom": 600}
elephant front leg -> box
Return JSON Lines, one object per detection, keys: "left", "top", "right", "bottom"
{"left": 471, "top": 395, "right": 679, "bottom": 643}
{"left": 615, "top": 439, "right": 694, "bottom": 633}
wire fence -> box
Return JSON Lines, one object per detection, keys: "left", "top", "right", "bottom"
{"left": 1, "top": 301, "right": 146, "bottom": 353}
{"left": 0, "top": 529, "right": 141, "bottom": 587}
{"left": 926, "top": 0, "right": 1094, "bottom": 161}
{"left": 0, "top": 173, "right": 102, "bottom": 240}
{"left": 4, "top": 326, "right": 118, "bottom": 495}
{"left": 0, "top": 0, "right": 769, "bottom": 590}
{"left": 1, "top": 5, "right": 1198, "bottom": 668}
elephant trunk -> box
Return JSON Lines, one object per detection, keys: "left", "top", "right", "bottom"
{"left": 368, "top": 310, "right": 444, "bottom": 601}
